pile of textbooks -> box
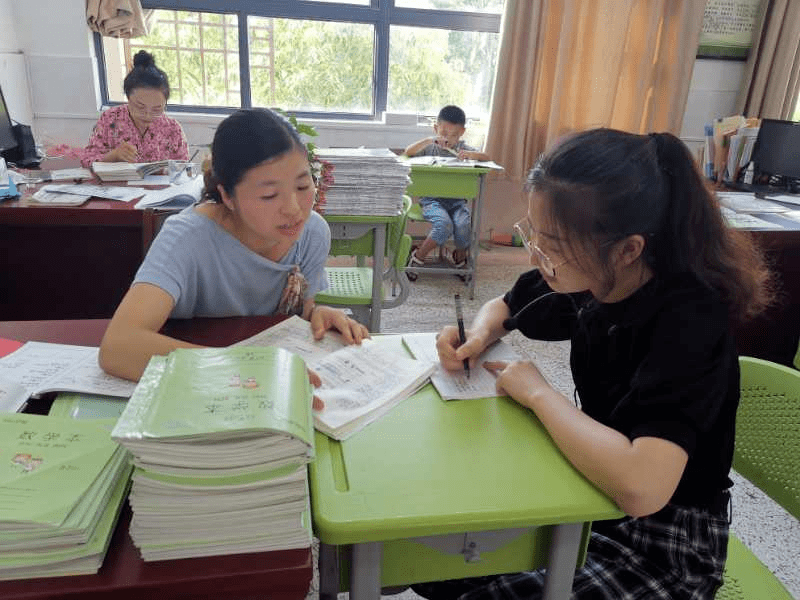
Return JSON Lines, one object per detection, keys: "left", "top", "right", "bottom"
{"left": 0, "top": 413, "right": 132, "bottom": 580}
{"left": 92, "top": 161, "right": 169, "bottom": 182}
{"left": 314, "top": 147, "right": 410, "bottom": 216}
{"left": 111, "top": 346, "right": 315, "bottom": 561}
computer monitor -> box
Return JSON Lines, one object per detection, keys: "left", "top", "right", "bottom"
{"left": 749, "top": 118, "right": 800, "bottom": 189}
{"left": 0, "top": 82, "right": 19, "bottom": 156}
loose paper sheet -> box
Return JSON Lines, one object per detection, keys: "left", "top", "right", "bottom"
{"left": 402, "top": 332, "right": 521, "bottom": 400}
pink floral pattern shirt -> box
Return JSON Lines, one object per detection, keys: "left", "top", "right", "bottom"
{"left": 81, "top": 104, "right": 188, "bottom": 167}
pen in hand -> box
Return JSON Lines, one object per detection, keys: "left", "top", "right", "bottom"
{"left": 454, "top": 293, "right": 470, "bottom": 378}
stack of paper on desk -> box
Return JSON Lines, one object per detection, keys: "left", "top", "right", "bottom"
{"left": 92, "top": 161, "right": 169, "bottom": 182}
{"left": 111, "top": 346, "right": 316, "bottom": 560}
{"left": 133, "top": 174, "right": 204, "bottom": 210}
{"left": 314, "top": 147, "right": 411, "bottom": 216}
{"left": 0, "top": 413, "right": 132, "bottom": 580}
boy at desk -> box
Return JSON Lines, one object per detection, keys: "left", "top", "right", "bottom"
{"left": 404, "top": 105, "right": 490, "bottom": 273}
{"left": 98, "top": 108, "right": 368, "bottom": 404}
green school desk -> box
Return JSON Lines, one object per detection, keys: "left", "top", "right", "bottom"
{"left": 323, "top": 214, "right": 393, "bottom": 331}
{"left": 309, "top": 349, "right": 623, "bottom": 600}
{"left": 404, "top": 163, "right": 493, "bottom": 299}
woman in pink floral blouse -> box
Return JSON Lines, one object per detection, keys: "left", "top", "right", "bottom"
{"left": 81, "top": 50, "right": 188, "bottom": 168}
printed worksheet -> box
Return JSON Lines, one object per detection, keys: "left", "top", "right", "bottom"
{"left": 0, "top": 342, "right": 137, "bottom": 399}
{"left": 234, "top": 315, "right": 347, "bottom": 366}
{"left": 0, "top": 377, "right": 28, "bottom": 412}
{"left": 312, "top": 338, "right": 435, "bottom": 440}
{"left": 402, "top": 332, "right": 521, "bottom": 400}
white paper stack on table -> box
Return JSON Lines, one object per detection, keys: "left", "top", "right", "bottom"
{"left": 92, "top": 161, "right": 169, "bottom": 182}
{"left": 0, "top": 413, "right": 132, "bottom": 580}
{"left": 111, "top": 346, "right": 317, "bottom": 561}
{"left": 314, "top": 147, "right": 411, "bottom": 216}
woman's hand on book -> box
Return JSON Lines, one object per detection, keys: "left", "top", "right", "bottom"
{"left": 103, "top": 141, "right": 139, "bottom": 163}
{"left": 310, "top": 305, "right": 369, "bottom": 345}
{"left": 307, "top": 367, "right": 324, "bottom": 411}
{"left": 436, "top": 325, "right": 488, "bottom": 374}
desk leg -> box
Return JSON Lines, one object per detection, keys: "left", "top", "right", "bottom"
{"left": 468, "top": 174, "right": 487, "bottom": 300}
{"left": 369, "top": 225, "right": 386, "bottom": 332}
{"left": 350, "top": 541, "right": 383, "bottom": 600}
{"left": 542, "top": 522, "right": 583, "bottom": 600}
{"left": 319, "top": 542, "right": 340, "bottom": 600}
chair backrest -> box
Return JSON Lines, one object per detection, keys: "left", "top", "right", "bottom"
{"left": 387, "top": 195, "right": 413, "bottom": 269}
{"left": 735, "top": 356, "right": 800, "bottom": 519}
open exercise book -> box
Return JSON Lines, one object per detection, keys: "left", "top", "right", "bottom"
{"left": 0, "top": 342, "right": 138, "bottom": 413}
{"left": 235, "top": 316, "right": 435, "bottom": 440}
{"left": 402, "top": 332, "right": 521, "bottom": 400}
{"left": 402, "top": 155, "right": 504, "bottom": 170}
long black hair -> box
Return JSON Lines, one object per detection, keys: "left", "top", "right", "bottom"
{"left": 123, "top": 50, "right": 170, "bottom": 99}
{"left": 203, "top": 108, "right": 306, "bottom": 202}
{"left": 527, "top": 128, "right": 773, "bottom": 321}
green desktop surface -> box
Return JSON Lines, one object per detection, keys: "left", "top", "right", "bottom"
{"left": 311, "top": 383, "right": 620, "bottom": 543}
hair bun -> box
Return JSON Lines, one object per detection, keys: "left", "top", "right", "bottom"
{"left": 133, "top": 50, "right": 156, "bottom": 69}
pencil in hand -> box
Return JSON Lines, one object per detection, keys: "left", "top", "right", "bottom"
{"left": 454, "top": 293, "right": 470, "bottom": 378}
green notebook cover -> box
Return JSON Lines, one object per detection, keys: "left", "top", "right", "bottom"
{"left": 49, "top": 393, "right": 128, "bottom": 422}
{"left": 112, "top": 346, "right": 314, "bottom": 447}
{"left": 0, "top": 414, "right": 122, "bottom": 530}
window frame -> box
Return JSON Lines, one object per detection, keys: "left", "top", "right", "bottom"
{"left": 93, "top": 0, "right": 502, "bottom": 120}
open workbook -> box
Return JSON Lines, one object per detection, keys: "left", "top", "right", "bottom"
{"left": 0, "top": 342, "right": 137, "bottom": 413}
{"left": 235, "top": 316, "right": 435, "bottom": 440}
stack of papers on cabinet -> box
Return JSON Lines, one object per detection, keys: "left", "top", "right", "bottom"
{"left": 111, "top": 346, "right": 316, "bottom": 560}
{"left": 0, "top": 413, "right": 132, "bottom": 580}
{"left": 314, "top": 147, "right": 410, "bottom": 216}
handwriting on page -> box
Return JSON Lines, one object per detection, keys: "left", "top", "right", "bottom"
{"left": 402, "top": 333, "right": 520, "bottom": 400}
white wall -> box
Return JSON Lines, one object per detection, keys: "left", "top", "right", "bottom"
{"left": 2, "top": 0, "right": 748, "bottom": 236}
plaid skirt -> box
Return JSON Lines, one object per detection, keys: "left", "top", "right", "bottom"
{"left": 411, "top": 501, "right": 729, "bottom": 600}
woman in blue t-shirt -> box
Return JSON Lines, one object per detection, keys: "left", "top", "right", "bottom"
{"left": 99, "top": 108, "right": 367, "bottom": 385}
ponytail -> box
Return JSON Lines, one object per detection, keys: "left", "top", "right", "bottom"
{"left": 529, "top": 128, "right": 775, "bottom": 322}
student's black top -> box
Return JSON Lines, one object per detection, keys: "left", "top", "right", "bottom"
{"left": 503, "top": 269, "right": 739, "bottom": 511}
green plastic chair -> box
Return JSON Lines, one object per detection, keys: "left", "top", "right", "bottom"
{"left": 315, "top": 196, "right": 413, "bottom": 331}
{"left": 715, "top": 356, "right": 800, "bottom": 599}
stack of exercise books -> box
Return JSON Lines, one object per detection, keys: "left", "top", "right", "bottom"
{"left": 314, "top": 147, "right": 410, "bottom": 216}
{"left": 111, "top": 346, "right": 316, "bottom": 561}
{"left": 0, "top": 413, "right": 132, "bottom": 580}
{"left": 92, "top": 161, "right": 169, "bottom": 182}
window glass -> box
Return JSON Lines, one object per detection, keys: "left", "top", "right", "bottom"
{"left": 394, "top": 0, "right": 503, "bottom": 13}
{"left": 103, "top": 10, "right": 240, "bottom": 107}
{"left": 248, "top": 17, "right": 374, "bottom": 114}
{"left": 388, "top": 25, "right": 499, "bottom": 129}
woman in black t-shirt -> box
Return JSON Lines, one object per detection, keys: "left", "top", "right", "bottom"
{"left": 414, "top": 129, "right": 774, "bottom": 600}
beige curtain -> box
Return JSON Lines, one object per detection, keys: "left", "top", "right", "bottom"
{"left": 86, "top": 0, "right": 152, "bottom": 38}
{"left": 485, "top": 0, "right": 706, "bottom": 181}
{"left": 736, "top": 0, "right": 800, "bottom": 119}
